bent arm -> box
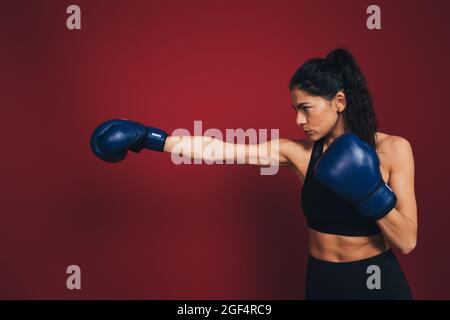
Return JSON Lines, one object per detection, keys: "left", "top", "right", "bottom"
{"left": 377, "top": 137, "right": 418, "bottom": 254}
{"left": 163, "top": 135, "right": 293, "bottom": 167}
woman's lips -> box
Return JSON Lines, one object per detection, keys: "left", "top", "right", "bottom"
{"left": 305, "top": 130, "right": 313, "bottom": 135}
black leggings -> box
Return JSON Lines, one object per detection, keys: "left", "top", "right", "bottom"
{"left": 306, "top": 249, "right": 412, "bottom": 300}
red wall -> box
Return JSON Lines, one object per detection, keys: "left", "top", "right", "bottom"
{"left": 1, "top": 0, "right": 449, "bottom": 299}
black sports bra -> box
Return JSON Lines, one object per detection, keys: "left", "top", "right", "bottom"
{"left": 301, "top": 138, "right": 381, "bottom": 236}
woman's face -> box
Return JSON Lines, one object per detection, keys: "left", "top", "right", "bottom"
{"left": 290, "top": 88, "right": 345, "bottom": 141}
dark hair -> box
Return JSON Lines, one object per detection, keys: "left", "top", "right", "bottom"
{"left": 289, "top": 48, "right": 378, "bottom": 148}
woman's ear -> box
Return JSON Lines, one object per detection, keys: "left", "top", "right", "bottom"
{"left": 334, "top": 91, "right": 346, "bottom": 113}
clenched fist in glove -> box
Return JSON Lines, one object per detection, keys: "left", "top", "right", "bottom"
{"left": 90, "top": 119, "right": 168, "bottom": 163}
{"left": 314, "top": 133, "right": 397, "bottom": 220}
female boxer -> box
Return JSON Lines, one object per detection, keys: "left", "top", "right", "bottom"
{"left": 91, "top": 48, "right": 416, "bottom": 299}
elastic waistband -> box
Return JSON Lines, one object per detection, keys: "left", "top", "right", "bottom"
{"left": 308, "top": 249, "right": 394, "bottom": 266}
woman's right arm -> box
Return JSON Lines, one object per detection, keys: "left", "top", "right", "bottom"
{"left": 163, "top": 135, "right": 296, "bottom": 167}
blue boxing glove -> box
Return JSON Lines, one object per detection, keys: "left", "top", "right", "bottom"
{"left": 314, "top": 133, "right": 396, "bottom": 220}
{"left": 90, "top": 119, "right": 168, "bottom": 163}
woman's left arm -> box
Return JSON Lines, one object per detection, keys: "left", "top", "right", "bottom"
{"left": 377, "top": 137, "right": 418, "bottom": 254}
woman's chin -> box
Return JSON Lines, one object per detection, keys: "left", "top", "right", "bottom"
{"left": 306, "top": 132, "right": 318, "bottom": 140}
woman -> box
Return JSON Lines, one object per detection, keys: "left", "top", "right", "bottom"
{"left": 91, "top": 48, "right": 417, "bottom": 300}
{"left": 285, "top": 49, "right": 416, "bottom": 299}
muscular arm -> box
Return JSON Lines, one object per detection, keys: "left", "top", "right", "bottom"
{"left": 163, "top": 135, "right": 295, "bottom": 167}
{"left": 377, "top": 137, "right": 418, "bottom": 254}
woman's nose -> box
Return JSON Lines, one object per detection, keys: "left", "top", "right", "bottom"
{"left": 296, "top": 113, "right": 306, "bottom": 126}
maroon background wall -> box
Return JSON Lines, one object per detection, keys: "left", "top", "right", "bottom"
{"left": 1, "top": 0, "right": 449, "bottom": 299}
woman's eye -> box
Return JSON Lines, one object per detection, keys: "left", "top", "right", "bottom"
{"left": 304, "top": 107, "right": 311, "bottom": 112}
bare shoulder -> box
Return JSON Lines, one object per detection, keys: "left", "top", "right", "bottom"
{"left": 376, "top": 132, "right": 414, "bottom": 168}
{"left": 278, "top": 138, "right": 314, "bottom": 179}
{"left": 279, "top": 138, "right": 313, "bottom": 158}
{"left": 279, "top": 137, "right": 313, "bottom": 148}
{"left": 377, "top": 132, "right": 412, "bottom": 152}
